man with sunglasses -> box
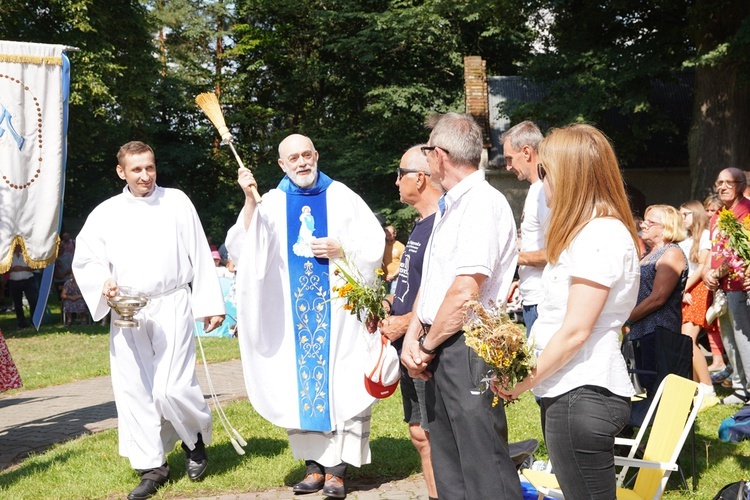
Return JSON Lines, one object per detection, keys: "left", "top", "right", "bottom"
{"left": 225, "top": 134, "right": 384, "bottom": 498}
{"left": 501, "top": 121, "right": 548, "bottom": 334}
{"left": 401, "top": 113, "right": 522, "bottom": 499}
{"left": 379, "top": 145, "right": 442, "bottom": 500}
{"left": 703, "top": 167, "right": 750, "bottom": 406}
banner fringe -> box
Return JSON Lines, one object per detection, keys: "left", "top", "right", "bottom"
{"left": 0, "top": 54, "right": 63, "bottom": 66}
{"left": 0, "top": 236, "right": 59, "bottom": 274}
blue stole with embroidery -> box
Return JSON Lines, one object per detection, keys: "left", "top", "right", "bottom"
{"left": 280, "top": 172, "right": 333, "bottom": 431}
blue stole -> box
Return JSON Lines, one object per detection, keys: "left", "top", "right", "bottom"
{"left": 281, "top": 172, "right": 334, "bottom": 431}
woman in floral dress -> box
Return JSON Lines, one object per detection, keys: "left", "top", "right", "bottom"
{"left": 0, "top": 328, "right": 22, "bottom": 392}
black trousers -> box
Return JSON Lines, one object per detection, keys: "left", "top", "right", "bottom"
{"left": 9, "top": 277, "right": 38, "bottom": 327}
{"left": 426, "top": 332, "right": 523, "bottom": 499}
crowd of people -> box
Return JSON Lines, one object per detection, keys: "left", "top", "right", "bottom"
{"left": 5, "top": 112, "right": 750, "bottom": 500}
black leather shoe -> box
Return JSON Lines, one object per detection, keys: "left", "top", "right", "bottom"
{"left": 322, "top": 474, "right": 346, "bottom": 498}
{"left": 127, "top": 479, "right": 163, "bottom": 500}
{"left": 186, "top": 456, "right": 208, "bottom": 481}
{"left": 292, "top": 472, "right": 325, "bottom": 494}
{"left": 182, "top": 434, "right": 208, "bottom": 481}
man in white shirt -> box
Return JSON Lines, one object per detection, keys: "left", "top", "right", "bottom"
{"left": 401, "top": 113, "right": 522, "bottom": 500}
{"left": 501, "top": 121, "right": 548, "bottom": 333}
{"left": 73, "top": 141, "right": 225, "bottom": 500}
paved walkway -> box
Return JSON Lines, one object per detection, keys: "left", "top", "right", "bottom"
{"left": 0, "top": 359, "right": 430, "bottom": 499}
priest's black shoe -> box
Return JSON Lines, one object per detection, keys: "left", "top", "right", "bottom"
{"left": 127, "top": 479, "right": 163, "bottom": 500}
{"left": 322, "top": 473, "right": 346, "bottom": 498}
{"left": 292, "top": 472, "right": 325, "bottom": 494}
{"left": 181, "top": 433, "right": 208, "bottom": 481}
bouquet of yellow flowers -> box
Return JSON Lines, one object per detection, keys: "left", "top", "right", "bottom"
{"left": 331, "top": 252, "right": 387, "bottom": 323}
{"left": 715, "top": 207, "right": 750, "bottom": 280}
{"left": 463, "top": 298, "right": 536, "bottom": 406}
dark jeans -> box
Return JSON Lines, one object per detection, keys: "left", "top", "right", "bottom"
{"left": 426, "top": 332, "right": 522, "bottom": 500}
{"left": 9, "top": 277, "right": 38, "bottom": 327}
{"left": 541, "top": 385, "right": 631, "bottom": 500}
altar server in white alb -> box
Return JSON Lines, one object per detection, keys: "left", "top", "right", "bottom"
{"left": 73, "top": 141, "right": 225, "bottom": 500}
{"left": 225, "top": 134, "right": 384, "bottom": 499}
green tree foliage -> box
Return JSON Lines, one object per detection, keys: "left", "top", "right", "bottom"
{"left": 502, "top": 0, "right": 694, "bottom": 168}
{"left": 230, "top": 0, "right": 530, "bottom": 232}
{"left": 502, "top": 0, "right": 750, "bottom": 197}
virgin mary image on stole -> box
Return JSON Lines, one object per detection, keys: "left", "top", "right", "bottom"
{"left": 293, "top": 205, "right": 315, "bottom": 258}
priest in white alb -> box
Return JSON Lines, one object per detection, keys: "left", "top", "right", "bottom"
{"left": 225, "top": 134, "right": 383, "bottom": 499}
{"left": 73, "top": 141, "right": 225, "bottom": 500}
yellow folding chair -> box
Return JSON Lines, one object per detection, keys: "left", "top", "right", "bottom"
{"left": 522, "top": 374, "right": 703, "bottom": 500}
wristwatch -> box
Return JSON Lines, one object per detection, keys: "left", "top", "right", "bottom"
{"left": 418, "top": 334, "right": 437, "bottom": 355}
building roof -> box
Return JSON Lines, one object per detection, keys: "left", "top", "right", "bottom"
{"left": 486, "top": 72, "right": 694, "bottom": 169}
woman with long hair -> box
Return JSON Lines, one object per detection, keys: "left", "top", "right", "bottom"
{"left": 496, "top": 124, "right": 640, "bottom": 499}
{"left": 679, "top": 201, "right": 720, "bottom": 398}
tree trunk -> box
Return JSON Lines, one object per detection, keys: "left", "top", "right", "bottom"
{"left": 689, "top": 64, "right": 750, "bottom": 198}
{"left": 688, "top": 0, "right": 750, "bottom": 199}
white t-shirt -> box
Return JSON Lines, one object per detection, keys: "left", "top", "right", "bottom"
{"left": 531, "top": 217, "right": 639, "bottom": 399}
{"left": 518, "top": 180, "right": 549, "bottom": 305}
{"left": 678, "top": 229, "right": 710, "bottom": 276}
{"left": 418, "top": 170, "right": 518, "bottom": 324}
{"left": 9, "top": 253, "right": 33, "bottom": 281}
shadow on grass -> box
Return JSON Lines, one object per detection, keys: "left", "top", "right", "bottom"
{"left": 0, "top": 448, "right": 80, "bottom": 488}
{"left": 168, "top": 436, "right": 290, "bottom": 479}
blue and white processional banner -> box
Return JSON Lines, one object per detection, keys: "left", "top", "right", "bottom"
{"left": 0, "top": 41, "right": 71, "bottom": 327}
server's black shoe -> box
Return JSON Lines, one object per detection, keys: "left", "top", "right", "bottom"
{"left": 181, "top": 433, "right": 208, "bottom": 481}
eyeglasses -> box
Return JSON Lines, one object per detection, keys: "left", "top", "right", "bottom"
{"left": 397, "top": 167, "right": 431, "bottom": 180}
{"left": 537, "top": 163, "right": 547, "bottom": 181}
{"left": 715, "top": 180, "right": 740, "bottom": 188}
{"left": 641, "top": 219, "right": 663, "bottom": 229}
{"left": 287, "top": 150, "right": 315, "bottom": 163}
{"left": 420, "top": 145, "right": 450, "bottom": 157}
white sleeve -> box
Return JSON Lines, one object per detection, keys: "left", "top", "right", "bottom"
{"left": 567, "top": 220, "right": 627, "bottom": 289}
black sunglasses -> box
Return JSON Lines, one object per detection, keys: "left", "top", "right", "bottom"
{"left": 397, "top": 167, "right": 431, "bottom": 179}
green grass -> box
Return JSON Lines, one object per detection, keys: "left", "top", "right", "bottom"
{"left": 2, "top": 304, "right": 750, "bottom": 499}
{"left": 0, "top": 302, "right": 241, "bottom": 391}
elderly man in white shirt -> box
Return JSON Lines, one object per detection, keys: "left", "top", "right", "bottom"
{"left": 401, "top": 113, "right": 522, "bottom": 500}
{"left": 501, "top": 121, "right": 549, "bottom": 332}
